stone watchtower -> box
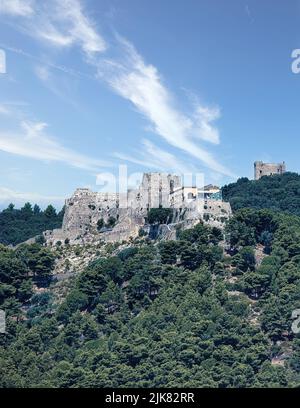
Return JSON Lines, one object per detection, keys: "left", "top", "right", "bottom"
{"left": 254, "top": 161, "right": 286, "bottom": 180}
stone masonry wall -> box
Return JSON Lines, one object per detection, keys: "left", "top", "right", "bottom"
{"left": 254, "top": 161, "right": 286, "bottom": 180}
{"left": 43, "top": 173, "right": 232, "bottom": 245}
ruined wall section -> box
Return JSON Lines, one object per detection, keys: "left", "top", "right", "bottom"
{"left": 62, "top": 188, "right": 118, "bottom": 235}
{"left": 43, "top": 173, "right": 232, "bottom": 246}
{"left": 45, "top": 187, "right": 148, "bottom": 245}
{"left": 136, "top": 173, "right": 182, "bottom": 209}
{"left": 254, "top": 161, "right": 286, "bottom": 180}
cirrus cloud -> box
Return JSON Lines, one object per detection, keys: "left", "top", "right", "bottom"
{"left": 0, "top": 0, "right": 34, "bottom": 17}
{"left": 97, "top": 37, "right": 234, "bottom": 176}
{"left": 0, "top": 119, "right": 110, "bottom": 171}
{"left": 0, "top": 0, "right": 235, "bottom": 178}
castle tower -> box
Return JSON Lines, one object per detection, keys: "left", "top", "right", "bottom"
{"left": 254, "top": 161, "right": 286, "bottom": 180}
{"left": 139, "top": 173, "right": 182, "bottom": 209}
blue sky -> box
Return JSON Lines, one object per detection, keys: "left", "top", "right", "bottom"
{"left": 0, "top": 0, "right": 300, "bottom": 208}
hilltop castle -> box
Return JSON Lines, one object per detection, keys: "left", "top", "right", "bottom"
{"left": 254, "top": 161, "right": 286, "bottom": 180}
{"left": 44, "top": 173, "right": 231, "bottom": 246}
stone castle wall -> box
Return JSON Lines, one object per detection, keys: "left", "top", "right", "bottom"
{"left": 43, "top": 173, "right": 232, "bottom": 246}
{"left": 254, "top": 161, "right": 286, "bottom": 180}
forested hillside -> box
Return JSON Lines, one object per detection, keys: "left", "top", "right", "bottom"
{"left": 1, "top": 211, "right": 300, "bottom": 388}
{"left": 0, "top": 203, "right": 64, "bottom": 246}
{"left": 222, "top": 172, "right": 300, "bottom": 215}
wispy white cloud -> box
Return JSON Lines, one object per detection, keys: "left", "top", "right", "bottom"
{"left": 0, "top": 187, "right": 65, "bottom": 206}
{"left": 114, "top": 139, "right": 195, "bottom": 175}
{"left": 58, "top": 0, "right": 107, "bottom": 54}
{"left": 97, "top": 37, "right": 234, "bottom": 177}
{"left": 192, "top": 104, "right": 220, "bottom": 144}
{"left": 1, "top": 44, "right": 94, "bottom": 82}
{"left": 0, "top": 0, "right": 234, "bottom": 178}
{"left": 0, "top": 0, "right": 107, "bottom": 54}
{"left": 0, "top": 0, "right": 34, "bottom": 17}
{"left": 34, "top": 65, "right": 50, "bottom": 81}
{"left": 37, "top": 23, "right": 73, "bottom": 48}
{"left": 0, "top": 120, "right": 110, "bottom": 171}
{"left": 34, "top": 64, "right": 82, "bottom": 109}
{"left": 245, "top": 5, "right": 254, "bottom": 23}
